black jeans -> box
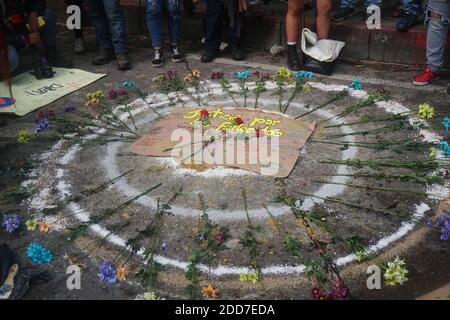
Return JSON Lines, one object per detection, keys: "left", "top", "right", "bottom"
{"left": 205, "top": 0, "right": 240, "bottom": 51}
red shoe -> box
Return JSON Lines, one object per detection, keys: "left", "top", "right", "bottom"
{"left": 413, "top": 68, "right": 440, "bottom": 86}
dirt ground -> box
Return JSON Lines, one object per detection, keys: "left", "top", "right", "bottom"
{"left": 0, "top": 27, "right": 449, "bottom": 300}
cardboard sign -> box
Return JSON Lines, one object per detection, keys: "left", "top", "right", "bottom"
{"left": 130, "top": 106, "right": 315, "bottom": 178}
{"left": 0, "top": 68, "right": 106, "bottom": 116}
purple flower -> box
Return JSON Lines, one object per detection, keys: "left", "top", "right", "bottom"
{"left": 35, "top": 117, "right": 51, "bottom": 132}
{"left": 2, "top": 214, "right": 21, "bottom": 233}
{"left": 108, "top": 89, "right": 118, "bottom": 100}
{"left": 427, "top": 214, "right": 450, "bottom": 241}
{"left": 166, "top": 70, "right": 178, "bottom": 81}
{"left": 64, "top": 103, "right": 77, "bottom": 113}
{"left": 98, "top": 259, "right": 117, "bottom": 284}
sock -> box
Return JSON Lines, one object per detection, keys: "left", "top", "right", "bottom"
{"left": 287, "top": 41, "right": 297, "bottom": 46}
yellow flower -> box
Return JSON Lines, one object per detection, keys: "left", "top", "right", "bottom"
{"left": 201, "top": 283, "right": 219, "bottom": 298}
{"left": 302, "top": 83, "right": 311, "bottom": 93}
{"left": 38, "top": 222, "right": 53, "bottom": 233}
{"left": 135, "top": 292, "right": 159, "bottom": 300}
{"left": 275, "top": 67, "right": 292, "bottom": 82}
{"left": 17, "top": 129, "right": 33, "bottom": 145}
{"left": 428, "top": 147, "right": 438, "bottom": 158}
{"left": 417, "top": 103, "right": 435, "bottom": 119}
{"left": 239, "top": 272, "right": 259, "bottom": 284}
{"left": 25, "top": 219, "right": 38, "bottom": 231}
{"left": 116, "top": 265, "right": 129, "bottom": 282}
{"left": 192, "top": 69, "right": 201, "bottom": 78}
{"left": 86, "top": 90, "right": 104, "bottom": 100}
{"left": 184, "top": 74, "right": 193, "bottom": 83}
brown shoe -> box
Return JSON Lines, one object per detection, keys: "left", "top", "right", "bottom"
{"left": 117, "top": 53, "right": 132, "bottom": 71}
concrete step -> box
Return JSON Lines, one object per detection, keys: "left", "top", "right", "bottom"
{"left": 48, "top": 0, "right": 450, "bottom": 67}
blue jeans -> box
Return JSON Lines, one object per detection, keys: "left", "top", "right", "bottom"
{"left": 341, "top": 0, "right": 419, "bottom": 15}
{"left": 146, "top": 0, "right": 182, "bottom": 48}
{"left": 425, "top": 0, "right": 450, "bottom": 73}
{"left": 8, "top": 45, "right": 19, "bottom": 72}
{"left": 87, "top": 0, "right": 128, "bottom": 54}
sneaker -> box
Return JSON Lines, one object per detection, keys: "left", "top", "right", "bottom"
{"left": 396, "top": 12, "right": 418, "bottom": 32}
{"left": 170, "top": 46, "right": 183, "bottom": 63}
{"left": 287, "top": 44, "right": 301, "bottom": 71}
{"left": 231, "top": 45, "right": 245, "bottom": 61}
{"left": 117, "top": 53, "right": 132, "bottom": 71}
{"left": 92, "top": 48, "right": 115, "bottom": 65}
{"left": 201, "top": 48, "right": 219, "bottom": 63}
{"left": 413, "top": 68, "right": 440, "bottom": 86}
{"left": 331, "top": 7, "right": 354, "bottom": 22}
{"left": 45, "top": 49, "right": 74, "bottom": 68}
{"left": 152, "top": 49, "right": 164, "bottom": 67}
{"left": 74, "top": 37, "right": 85, "bottom": 55}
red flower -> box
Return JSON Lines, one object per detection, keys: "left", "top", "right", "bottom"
{"left": 255, "top": 128, "right": 263, "bottom": 138}
{"left": 235, "top": 117, "right": 243, "bottom": 125}
{"left": 310, "top": 287, "right": 322, "bottom": 299}
{"left": 200, "top": 109, "right": 209, "bottom": 117}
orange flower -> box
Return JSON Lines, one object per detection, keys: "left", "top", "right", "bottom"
{"left": 201, "top": 283, "right": 219, "bottom": 298}
{"left": 86, "top": 97, "right": 99, "bottom": 106}
{"left": 38, "top": 222, "right": 53, "bottom": 233}
{"left": 116, "top": 265, "right": 129, "bottom": 282}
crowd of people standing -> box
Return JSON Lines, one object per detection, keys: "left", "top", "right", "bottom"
{"left": 0, "top": 0, "right": 448, "bottom": 88}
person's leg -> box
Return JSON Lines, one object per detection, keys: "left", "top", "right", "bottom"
{"left": 202, "top": 0, "right": 224, "bottom": 62}
{"left": 72, "top": 0, "right": 85, "bottom": 54}
{"left": 146, "top": 0, "right": 163, "bottom": 49}
{"left": 146, "top": 0, "right": 164, "bottom": 67}
{"left": 425, "top": 9, "right": 449, "bottom": 73}
{"left": 8, "top": 45, "right": 19, "bottom": 72}
{"left": 331, "top": 0, "right": 356, "bottom": 22}
{"left": 286, "top": 0, "right": 303, "bottom": 71}
{"left": 316, "top": 0, "right": 332, "bottom": 39}
{"left": 102, "top": 0, "right": 128, "bottom": 54}
{"left": 166, "top": 0, "right": 183, "bottom": 62}
{"left": 286, "top": 0, "right": 303, "bottom": 43}
{"left": 87, "top": 0, "right": 113, "bottom": 51}
{"left": 42, "top": 8, "right": 57, "bottom": 49}
{"left": 341, "top": 0, "right": 357, "bottom": 9}
{"left": 102, "top": 0, "right": 131, "bottom": 70}
{"left": 42, "top": 8, "right": 74, "bottom": 68}
{"left": 413, "top": 0, "right": 450, "bottom": 85}
{"left": 397, "top": 0, "right": 419, "bottom": 31}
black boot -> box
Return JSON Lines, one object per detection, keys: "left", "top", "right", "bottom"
{"left": 287, "top": 44, "right": 301, "bottom": 71}
{"left": 201, "top": 48, "right": 219, "bottom": 63}
{"left": 231, "top": 45, "right": 245, "bottom": 61}
{"left": 302, "top": 57, "right": 336, "bottom": 76}
{"left": 92, "top": 48, "right": 115, "bottom": 66}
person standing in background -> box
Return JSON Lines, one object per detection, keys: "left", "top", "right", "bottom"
{"left": 286, "top": 0, "right": 332, "bottom": 71}
{"left": 87, "top": 0, "right": 132, "bottom": 70}
{"left": 146, "top": 0, "right": 183, "bottom": 67}
{"left": 201, "top": 0, "right": 246, "bottom": 63}
{"left": 65, "top": 0, "right": 85, "bottom": 54}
